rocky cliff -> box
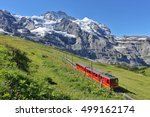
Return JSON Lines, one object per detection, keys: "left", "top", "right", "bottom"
{"left": 0, "top": 10, "right": 150, "bottom": 66}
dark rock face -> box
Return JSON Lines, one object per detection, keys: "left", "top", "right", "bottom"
{"left": 114, "top": 36, "right": 150, "bottom": 66}
{"left": 0, "top": 10, "right": 17, "bottom": 33}
{"left": 17, "top": 17, "right": 35, "bottom": 30}
{"left": 54, "top": 18, "right": 81, "bottom": 36}
{"left": 0, "top": 10, "right": 150, "bottom": 66}
{"left": 42, "top": 11, "right": 75, "bottom": 21}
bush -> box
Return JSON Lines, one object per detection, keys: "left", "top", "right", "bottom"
{"left": 0, "top": 45, "right": 69, "bottom": 100}
{"left": 0, "top": 70, "right": 69, "bottom": 100}
{"left": 7, "top": 46, "right": 31, "bottom": 72}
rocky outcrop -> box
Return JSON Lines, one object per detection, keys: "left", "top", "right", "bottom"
{"left": 0, "top": 10, "right": 17, "bottom": 33}
{"left": 114, "top": 36, "right": 150, "bottom": 66}
{"left": 42, "top": 11, "right": 76, "bottom": 21}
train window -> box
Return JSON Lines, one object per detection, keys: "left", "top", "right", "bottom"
{"left": 111, "top": 79, "right": 118, "bottom": 84}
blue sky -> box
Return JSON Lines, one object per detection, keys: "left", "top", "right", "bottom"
{"left": 0, "top": 0, "right": 150, "bottom": 36}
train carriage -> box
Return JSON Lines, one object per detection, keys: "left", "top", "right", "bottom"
{"left": 76, "top": 63, "right": 118, "bottom": 89}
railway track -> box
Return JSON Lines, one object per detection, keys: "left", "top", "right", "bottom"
{"left": 63, "top": 57, "right": 75, "bottom": 66}
{"left": 63, "top": 57, "right": 134, "bottom": 100}
{"left": 114, "top": 87, "right": 134, "bottom": 100}
{"left": 118, "top": 93, "right": 134, "bottom": 100}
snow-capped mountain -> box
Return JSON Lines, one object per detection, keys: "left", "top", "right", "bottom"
{"left": 0, "top": 9, "right": 150, "bottom": 66}
{"left": 13, "top": 11, "right": 111, "bottom": 40}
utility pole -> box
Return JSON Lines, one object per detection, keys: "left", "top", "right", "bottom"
{"left": 90, "top": 61, "right": 93, "bottom": 70}
{"left": 72, "top": 55, "right": 74, "bottom": 66}
{"left": 90, "top": 51, "right": 93, "bottom": 79}
{"left": 100, "top": 79, "right": 103, "bottom": 92}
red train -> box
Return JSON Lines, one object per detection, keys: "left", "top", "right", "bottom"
{"left": 75, "top": 63, "right": 118, "bottom": 89}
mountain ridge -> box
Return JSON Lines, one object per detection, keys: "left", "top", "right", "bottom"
{"left": 0, "top": 10, "right": 150, "bottom": 66}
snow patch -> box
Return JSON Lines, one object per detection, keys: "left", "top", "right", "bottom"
{"left": 0, "top": 28, "right": 4, "bottom": 32}
{"left": 17, "top": 29, "right": 24, "bottom": 33}
{"left": 31, "top": 15, "right": 43, "bottom": 19}
{"left": 126, "top": 37, "right": 148, "bottom": 41}
{"left": 31, "top": 27, "right": 51, "bottom": 36}
{"left": 114, "top": 45, "right": 126, "bottom": 51}
{"left": 14, "top": 15, "right": 23, "bottom": 19}
{"left": 14, "top": 15, "right": 29, "bottom": 19}
{"left": 73, "top": 17, "right": 110, "bottom": 36}
{"left": 0, "top": 28, "right": 11, "bottom": 34}
{"left": 82, "top": 17, "right": 97, "bottom": 23}
{"left": 73, "top": 19, "right": 94, "bottom": 33}
{"left": 0, "top": 28, "right": 7, "bottom": 33}
{"left": 54, "top": 31, "right": 76, "bottom": 38}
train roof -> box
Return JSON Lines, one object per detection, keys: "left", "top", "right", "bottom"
{"left": 76, "top": 63, "right": 117, "bottom": 79}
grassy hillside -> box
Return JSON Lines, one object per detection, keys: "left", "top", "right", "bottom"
{"left": 0, "top": 35, "right": 150, "bottom": 99}
{"left": 0, "top": 35, "right": 122, "bottom": 100}
{"left": 66, "top": 53, "right": 150, "bottom": 100}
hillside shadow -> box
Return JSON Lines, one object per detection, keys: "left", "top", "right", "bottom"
{"left": 113, "top": 86, "right": 136, "bottom": 95}
{"left": 45, "top": 77, "right": 57, "bottom": 85}
{"left": 6, "top": 45, "right": 31, "bottom": 72}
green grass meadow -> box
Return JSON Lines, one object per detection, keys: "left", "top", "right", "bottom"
{"left": 0, "top": 35, "right": 150, "bottom": 99}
